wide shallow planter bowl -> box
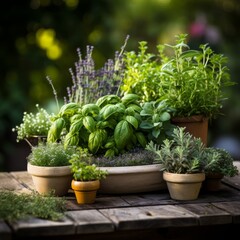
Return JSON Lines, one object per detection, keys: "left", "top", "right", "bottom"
{"left": 99, "top": 164, "right": 166, "bottom": 194}
{"left": 163, "top": 171, "right": 205, "bottom": 200}
{"left": 27, "top": 163, "right": 72, "bottom": 196}
{"left": 71, "top": 179, "right": 100, "bottom": 204}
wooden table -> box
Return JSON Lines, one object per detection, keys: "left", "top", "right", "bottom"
{"left": 1, "top": 162, "right": 240, "bottom": 240}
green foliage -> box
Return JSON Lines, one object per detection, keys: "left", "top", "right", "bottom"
{"left": 12, "top": 104, "right": 54, "bottom": 143}
{"left": 0, "top": 190, "right": 66, "bottom": 221}
{"left": 47, "top": 94, "right": 174, "bottom": 157}
{"left": 140, "top": 100, "right": 176, "bottom": 144}
{"left": 146, "top": 126, "right": 239, "bottom": 176}
{"left": 27, "top": 142, "right": 77, "bottom": 166}
{"left": 158, "top": 33, "right": 235, "bottom": 119}
{"left": 69, "top": 148, "right": 108, "bottom": 181}
{"left": 203, "top": 147, "right": 239, "bottom": 177}
{"left": 121, "top": 41, "right": 161, "bottom": 102}
{"left": 146, "top": 127, "right": 206, "bottom": 173}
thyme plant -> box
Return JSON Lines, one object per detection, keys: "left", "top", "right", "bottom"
{"left": 0, "top": 190, "right": 66, "bottom": 221}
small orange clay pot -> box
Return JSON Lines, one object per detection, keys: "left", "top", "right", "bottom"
{"left": 71, "top": 179, "right": 100, "bottom": 204}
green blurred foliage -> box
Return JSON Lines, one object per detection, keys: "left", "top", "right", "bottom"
{"left": 0, "top": 0, "right": 240, "bottom": 170}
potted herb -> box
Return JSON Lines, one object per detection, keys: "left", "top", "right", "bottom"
{"left": 202, "top": 147, "right": 239, "bottom": 191}
{"left": 12, "top": 104, "right": 54, "bottom": 146}
{"left": 121, "top": 34, "right": 235, "bottom": 145}
{"left": 157, "top": 33, "right": 235, "bottom": 145}
{"left": 69, "top": 148, "right": 108, "bottom": 204}
{"left": 27, "top": 142, "right": 77, "bottom": 196}
{"left": 146, "top": 127, "right": 207, "bottom": 200}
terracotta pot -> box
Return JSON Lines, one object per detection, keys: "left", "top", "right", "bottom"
{"left": 99, "top": 164, "right": 166, "bottom": 194}
{"left": 71, "top": 179, "right": 100, "bottom": 204}
{"left": 163, "top": 171, "right": 205, "bottom": 200}
{"left": 27, "top": 163, "right": 72, "bottom": 196}
{"left": 171, "top": 115, "right": 208, "bottom": 146}
{"left": 202, "top": 173, "right": 224, "bottom": 192}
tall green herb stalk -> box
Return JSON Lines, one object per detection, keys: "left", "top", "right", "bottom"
{"left": 158, "top": 33, "right": 234, "bottom": 118}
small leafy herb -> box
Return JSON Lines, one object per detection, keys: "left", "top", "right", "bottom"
{"left": 27, "top": 142, "right": 77, "bottom": 166}
{"left": 12, "top": 104, "right": 54, "bottom": 143}
{"left": 0, "top": 190, "right": 66, "bottom": 221}
{"left": 70, "top": 148, "right": 108, "bottom": 181}
{"left": 146, "top": 127, "right": 206, "bottom": 174}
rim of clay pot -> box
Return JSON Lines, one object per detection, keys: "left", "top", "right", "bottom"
{"left": 99, "top": 164, "right": 162, "bottom": 174}
{"left": 163, "top": 172, "right": 205, "bottom": 183}
{"left": 27, "top": 162, "right": 72, "bottom": 177}
{"left": 171, "top": 115, "right": 208, "bottom": 123}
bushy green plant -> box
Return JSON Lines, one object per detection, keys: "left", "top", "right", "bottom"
{"left": 140, "top": 100, "right": 176, "bottom": 144}
{"left": 158, "top": 33, "right": 235, "bottom": 119}
{"left": 0, "top": 190, "right": 66, "bottom": 221}
{"left": 121, "top": 34, "right": 235, "bottom": 119}
{"left": 12, "top": 104, "right": 54, "bottom": 143}
{"left": 146, "top": 126, "right": 239, "bottom": 176}
{"left": 121, "top": 41, "right": 161, "bottom": 102}
{"left": 27, "top": 142, "right": 77, "bottom": 166}
{"left": 146, "top": 127, "right": 207, "bottom": 174}
{"left": 69, "top": 147, "right": 108, "bottom": 181}
{"left": 47, "top": 94, "right": 174, "bottom": 157}
{"left": 203, "top": 147, "right": 239, "bottom": 177}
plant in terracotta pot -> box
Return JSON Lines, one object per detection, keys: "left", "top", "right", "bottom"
{"left": 157, "top": 33, "right": 235, "bottom": 145}
{"left": 121, "top": 33, "right": 235, "bottom": 145}
{"left": 201, "top": 147, "right": 239, "bottom": 191}
{"left": 146, "top": 126, "right": 210, "bottom": 200}
{"left": 27, "top": 142, "right": 77, "bottom": 196}
{"left": 69, "top": 148, "right": 108, "bottom": 204}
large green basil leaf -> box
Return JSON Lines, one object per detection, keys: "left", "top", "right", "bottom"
{"left": 64, "top": 132, "right": 79, "bottom": 148}
{"left": 135, "top": 131, "right": 147, "bottom": 147}
{"left": 47, "top": 117, "right": 65, "bottom": 142}
{"left": 59, "top": 103, "right": 80, "bottom": 117}
{"left": 82, "top": 103, "right": 100, "bottom": 117}
{"left": 126, "top": 115, "right": 138, "bottom": 129}
{"left": 88, "top": 129, "right": 107, "bottom": 154}
{"left": 100, "top": 104, "right": 119, "bottom": 120}
{"left": 114, "top": 120, "right": 132, "bottom": 150}
{"left": 69, "top": 119, "right": 83, "bottom": 134}
{"left": 83, "top": 116, "right": 96, "bottom": 132}
{"left": 121, "top": 93, "right": 139, "bottom": 106}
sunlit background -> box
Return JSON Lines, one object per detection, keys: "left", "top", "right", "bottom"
{"left": 1, "top": 0, "right": 240, "bottom": 171}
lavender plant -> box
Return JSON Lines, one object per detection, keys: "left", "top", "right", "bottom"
{"left": 64, "top": 36, "right": 129, "bottom": 106}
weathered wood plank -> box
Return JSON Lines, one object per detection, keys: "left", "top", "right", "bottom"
{"left": 0, "top": 172, "right": 23, "bottom": 192}
{"left": 180, "top": 203, "right": 232, "bottom": 225}
{"left": 100, "top": 205, "right": 198, "bottom": 230}
{"left": 10, "top": 216, "right": 75, "bottom": 237}
{"left": 212, "top": 201, "right": 240, "bottom": 224}
{"left": 222, "top": 161, "right": 240, "bottom": 190}
{"left": 10, "top": 171, "right": 35, "bottom": 191}
{"left": 66, "top": 210, "right": 114, "bottom": 234}
{"left": 66, "top": 195, "right": 130, "bottom": 211}
{"left": 0, "top": 220, "right": 12, "bottom": 240}
{"left": 120, "top": 192, "right": 175, "bottom": 206}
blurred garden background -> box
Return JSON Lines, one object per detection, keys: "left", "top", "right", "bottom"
{"left": 1, "top": 0, "right": 240, "bottom": 171}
